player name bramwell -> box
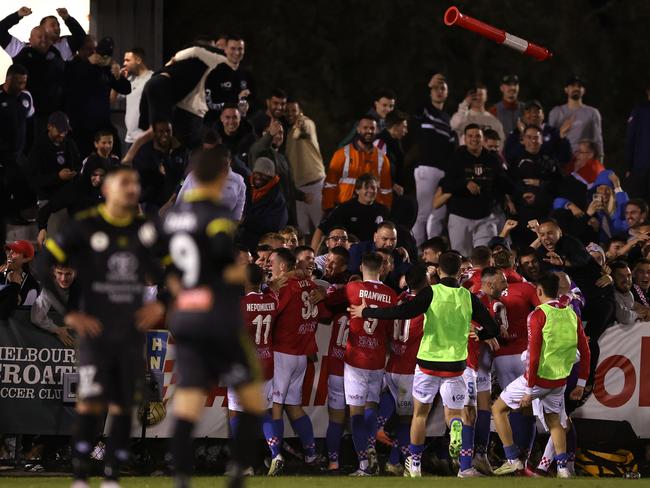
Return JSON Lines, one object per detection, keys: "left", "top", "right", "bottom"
{"left": 358, "top": 289, "right": 392, "bottom": 303}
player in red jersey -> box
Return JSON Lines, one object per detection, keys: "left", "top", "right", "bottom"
{"left": 493, "top": 249, "right": 543, "bottom": 474}
{"left": 268, "top": 248, "right": 321, "bottom": 475}
{"left": 323, "top": 303, "right": 349, "bottom": 470}
{"left": 461, "top": 267, "right": 506, "bottom": 477}
{"left": 462, "top": 246, "right": 493, "bottom": 292}
{"left": 227, "top": 264, "right": 279, "bottom": 473}
{"left": 343, "top": 253, "right": 397, "bottom": 475}
{"left": 492, "top": 274, "right": 590, "bottom": 478}
{"left": 378, "top": 265, "right": 427, "bottom": 476}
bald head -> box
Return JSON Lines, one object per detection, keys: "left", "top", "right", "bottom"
{"left": 29, "top": 26, "right": 49, "bottom": 53}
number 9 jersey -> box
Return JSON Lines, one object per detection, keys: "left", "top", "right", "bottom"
{"left": 160, "top": 193, "right": 238, "bottom": 292}
{"left": 344, "top": 280, "right": 397, "bottom": 370}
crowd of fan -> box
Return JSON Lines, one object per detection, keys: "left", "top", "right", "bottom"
{"left": 1, "top": 5, "right": 650, "bottom": 473}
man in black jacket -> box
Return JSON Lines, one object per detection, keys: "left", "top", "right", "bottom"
{"left": 29, "top": 111, "right": 81, "bottom": 203}
{"left": 133, "top": 121, "right": 189, "bottom": 215}
{"left": 535, "top": 219, "right": 615, "bottom": 385}
{"left": 442, "top": 124, "right": 515, "bottom": 257}
{"left": 410, "top": 73, "right": 457, "bottom": 245}
{"left": 238, "top": 158, "right": 288, "bottom": 250}
{"left": 13, "top": 26, "right": 65, "bottom": 137}
{"left": 64, "top": 36, "right": 131, "bottom": 158}
{"left": 0, "top": 6, "right": 86, "bottom": 59}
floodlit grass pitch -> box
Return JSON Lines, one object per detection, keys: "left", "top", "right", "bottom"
{"left": 0, "top": 477, "right": 642, "bottom": 488}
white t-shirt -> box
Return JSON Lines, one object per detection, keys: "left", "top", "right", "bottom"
{"left": 124, "top": 70, "right": 153, "bottom": 143}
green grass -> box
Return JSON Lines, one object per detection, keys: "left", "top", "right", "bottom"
{"left": 0, "top": 477, "right": 646, "bottom": 488}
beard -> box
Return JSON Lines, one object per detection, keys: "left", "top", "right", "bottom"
{"left": 570, "top": 92, "right": 581, "bottom": 100}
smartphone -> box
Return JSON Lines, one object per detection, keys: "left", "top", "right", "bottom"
{"left": 592, "top": 194, "right": 603, "bottom": 203}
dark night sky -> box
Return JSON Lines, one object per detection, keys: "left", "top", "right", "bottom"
{"left": 164, "top": 0, "right": 650, "bottom": 169}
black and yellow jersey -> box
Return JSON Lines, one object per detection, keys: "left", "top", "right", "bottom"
{"left": 41, "top": 204, "right": 161, "bottom": 340}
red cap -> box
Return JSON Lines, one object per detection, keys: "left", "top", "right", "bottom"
{"left": 5, "top": 240, "right": 35, "bottom": 260}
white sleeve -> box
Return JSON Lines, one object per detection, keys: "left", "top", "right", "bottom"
{"left": 30, "top": 292, "right": 58, "bottom": 333}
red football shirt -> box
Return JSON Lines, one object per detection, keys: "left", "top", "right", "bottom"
{"left": 469, "top": 290, "right": 505, "bottom": 371}
{"left": 463, "top": 267, "right": 482, "bottom": 293}
{"left": 344, "top": 280, "right": 397, "bottom": 370}
{"left": 273, "top": 277, "right": 321, "bottom": 355}
{"left": 240, "top": 291, "right": 278, "bottom": 380}
{"left": 496, "top": 281, "right": 540, "bottom": 357}
{"left": 327, "top": 311, "right": 349, "bottom": 377}
{"left": 385, "top": 291, "right": 424, "bottom": 375}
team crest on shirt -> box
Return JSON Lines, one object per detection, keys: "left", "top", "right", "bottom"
{"left": 56, "top": 154, "right": 65, "bottom": 165}
{"left": 107, "top": 252, "right": 139, "bottom": 281}
{"left": 138, "top": 222, "right": 157, "bottom": 247}
{"left": 22, "top": 99, "right": 30, "bottom": 109}
{"left": 90, "top": 231, "right": 109, "bottom": 252}
{"left": 375, "top": 216, "right": 383, "bottom": 224}
{"left": 474, "top": 164, "right": 484, "bottom": 176}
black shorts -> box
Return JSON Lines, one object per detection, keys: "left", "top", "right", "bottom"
{"left": 77, "top": 340, "right": 145, "bottom": 408}
{"left": 170, "top": 311, "right": 261, "bottom": 389}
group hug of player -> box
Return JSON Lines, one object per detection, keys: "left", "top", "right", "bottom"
{"left": 243, "top": 247, "right": 590, "bottom": 479}
{"left": 35, "top": 148, "right": 589, "bottom": 488}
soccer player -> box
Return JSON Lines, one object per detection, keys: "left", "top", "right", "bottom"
{"left": 160, "top": 148, "right": 266, "bottom": 488}
{"left": 350, "top": 252, "right": 499, "bottom": 478}
{"left": 269, "top": 247, "right": 321, "bottom": 474}
{"left": 379, "top": 265, "right": 426, "bottom": 476}
{"left": 227, "top": 264, "right": 279, "bottom": 472}
{"left": 460, "top": 267, "right": 506, "bottom": 478}
{"left": 343, "top": 252, "right": 397, "bottom": 475}
{"left": 492, "top": 273, "right": 590, "bottom": 478}
{"left": 322, "top": 278, "right": 353, "bottom": 471}
{"left": 37, "top": 165, "right": 165, "bottom": 488}
{"left": 492, "top": 249, "right": 542, "bottom": 474}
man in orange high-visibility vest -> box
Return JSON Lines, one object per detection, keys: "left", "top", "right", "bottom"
{"left": 323, "top": 115, "right": 392, "bottom": 211}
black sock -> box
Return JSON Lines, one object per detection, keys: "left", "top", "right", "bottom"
{"left": 171, "top": 418, "right": 195, "bottom": 477}
{"left": 104, "top": 414, "right": 131, "bottom": 481}
{"left": 231, "top": 412, "right": 261, "bottom": 471}
{"left": 72, "top": 413, "right": 101, "bottom": 481}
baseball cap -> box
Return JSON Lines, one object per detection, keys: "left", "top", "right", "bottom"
{"left": 5, "top": 240, "right": 35, "bottom": 260}
{"left": 96, "top": 36, "right": 114, "bottom": 57}
{"left": 524, "top": 99, "right": 543, "bottom": 111}
{"left": 487, "top": 236, "right": 511, "bottom": 251}
{"left": 501, "top": 74, "right": 519, "bottom": 85}
{"left": 566, "top": 75, "right": 586, "bottom": 87}
{"left": 253, "top": 157, "right": 276, "bottom": 177}
{"left": 48, "top": 111, "right": 71, "bottom": 133}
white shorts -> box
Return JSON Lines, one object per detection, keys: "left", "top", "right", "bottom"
{"left": 476, "top": 346, "right": 493, "bottom": 393}
{"left": 228, "top": 378, "right": 273, "bottom": 412}
{"left": 328, "top": 374, "right": 345, "bottom": 410}
{"left": 412, "top": 365, "right": 466, "bottom": 410}
{"left": 500, "top": 376, "right": 567, "bottom": 431}
{"left": 462, "top": 368, "right": 477, "bottom": 407}
{"left": 494, "top": 354, "right": 525, "bottom": 389}
{"left": 384, "top": 372, "right": 415, "bottom": 415}
{"left": 272, "top": 352, "right": 307, "bottom": 405}
{"left": 344, "top": 363, "right": 383, "bottom": 406}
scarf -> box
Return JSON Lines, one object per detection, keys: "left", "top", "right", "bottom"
{"left": 251, "top": 175, "right": 280, "bottom": 203}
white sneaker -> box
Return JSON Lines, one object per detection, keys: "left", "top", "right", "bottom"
{"left": 267, "top": 454, "right": 284, "bottom": 476}
{"left": 493, "top": 459, "right": 524, "bottom": 475}
{"left": 242, "top": 467, "right": 255, "bottom": 476}
{"left": 458, "top": 467, "right": 485, "bottom": 478}
{"left": 473, "top": 453, "right": 493, "bottom": 475}
{"left": 71, "top": 481, "right": 90, "bottom": 488}
{"left": 349, "top": 468, "right": 373, "bottom": 476}
{"left": 404, "top": 455, "right": 422, "bottom": 478}
{"left": 557, "top": 467, "right": 571, "bottom": 478}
